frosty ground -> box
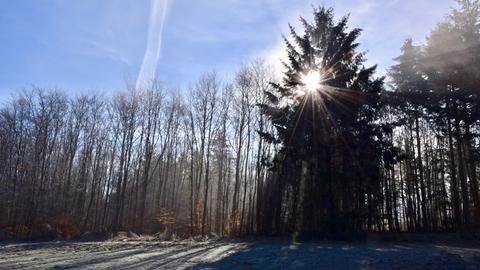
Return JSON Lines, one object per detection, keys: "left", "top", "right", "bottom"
{"left": 1, "top": 239, "right": 479, "bottom": 269}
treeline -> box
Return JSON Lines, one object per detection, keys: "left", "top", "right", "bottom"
{"left": 0, "top": 63, "right": 275, "bottom": 238}
{"left": 255, "top": 2, "right": 479, "bottom": 237}
{"left": 386, "top": 0, "right": 480, "bottom": 232}
{"left": 0, "top": 1, "right": 478, "bottom": 240}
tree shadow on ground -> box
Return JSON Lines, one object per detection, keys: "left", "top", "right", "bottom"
{"left": 0, "top": 241, "right": 476, "bottom": 270}
{"left": 0, "top": 241, "right": 234, "bottom": 270}
{"left": 187, "top": 241, "right": 469, "bottom": 270}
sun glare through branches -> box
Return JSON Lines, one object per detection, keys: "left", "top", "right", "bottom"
{"left": 301, "top": 71, "right": 321, "bottom": 93}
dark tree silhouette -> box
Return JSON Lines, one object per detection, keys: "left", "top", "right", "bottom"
{"left": 257, "top": 7, "right": 392, "bottom": 237}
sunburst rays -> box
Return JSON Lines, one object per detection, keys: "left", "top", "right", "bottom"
{"left": 284, "top": 59, "right": 363, "bottom": 154}
{"left": 281, "top": 60, "right": 372, "bottom": 181}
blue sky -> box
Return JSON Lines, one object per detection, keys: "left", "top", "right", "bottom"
{"left": 0, "top": 0, "right": 456, "bottom": 102}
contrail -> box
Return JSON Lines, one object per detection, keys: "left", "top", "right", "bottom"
{"left": 136, "top": 0, "right": 169, "bottom": 90}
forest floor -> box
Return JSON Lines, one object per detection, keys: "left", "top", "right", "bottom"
{"left": 1, "top": 238, "right": 480, "bottom": 269}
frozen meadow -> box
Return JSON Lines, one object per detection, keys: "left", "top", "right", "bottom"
{"left": 1, "top": 239, "right": 479, "bottom": 269}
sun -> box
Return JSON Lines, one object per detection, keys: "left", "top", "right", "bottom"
{"left": 301, "top": 71, "right": 320, "bottom": 93}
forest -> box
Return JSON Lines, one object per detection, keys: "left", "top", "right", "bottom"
{"left": 0, "top": 1, "right": 479, "bottom": 241}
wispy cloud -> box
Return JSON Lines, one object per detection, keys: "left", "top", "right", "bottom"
{"left": 136, "top": 0, "right": 169, "bottom": 89}
{"left": 85, "top": 40, "right": 131, "bottom": 65}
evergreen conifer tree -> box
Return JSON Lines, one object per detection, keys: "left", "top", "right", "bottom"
{"left": 258, "top": 7, "right": 391, "bottom": 236}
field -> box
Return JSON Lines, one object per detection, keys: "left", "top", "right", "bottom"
{"left": 1, "top": 239, "right": 479, "bottom": 269}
